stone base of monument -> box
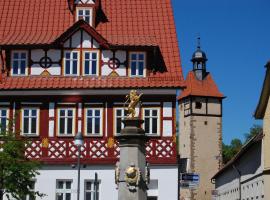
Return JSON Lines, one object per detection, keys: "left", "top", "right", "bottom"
{"left": 115, "top": 118, "right": 149, "bottom": 200}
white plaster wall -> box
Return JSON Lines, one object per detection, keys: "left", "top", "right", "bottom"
{"left": 101, "top": 50, "right": 113, "bottom": 76}
{"left": 31, "top": 64, "right": 44, "bottom": 75}
{"left": 31, "top": 49, "right": 44, "bottom": 62}
{"left": 47, "top": 50, "right": 61, "bottom": 61}
{"left": 47, "top": 64, "right": 61, "bottom": 76}
{"left": 163, "top": 120, "right": 172, "bottom": 136}
{"left": 76, "top": 0, "right": 95, "bottom": 4}
{"left": 163, "top": 102, "right": 173, "bottom": 117}
{"left": 115, "top": 51, "right": 126, "bottom": 76}
{"left": 82, "top": 31, "right": 92, "bottom": 48}
{"left": 72, "top": 31, "right": 81, "bottom": 48}
{"left": 3, "top": 165, "right": 178, "bottom": 200}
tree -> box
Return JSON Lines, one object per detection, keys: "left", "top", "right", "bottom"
{"left": 222, "top": 124, "right": 262, "bottom": 165}
{"left": 222, "top": 138, "right": 242, "bottom": 164}
{"left": 0, "top": 124, "right": 44, "bottom": 200}
{"left": 244, "top": 124, "right": 262, "bottom": 144}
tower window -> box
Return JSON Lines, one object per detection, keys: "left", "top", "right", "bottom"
{"left": 77, "top": 8, "right": 92, "bottom": 25}
{"left": 195, "top": 102, "right": 202, "bottom": 109}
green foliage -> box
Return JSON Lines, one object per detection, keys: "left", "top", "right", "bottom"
{"left": 0, "top": 124, "right": 44, "bottom": 200}
{"left": 222, "top": 139, "right": 242, "bottom": 164}
{"left": 244, "top": 124, "right": 262, "bottom": 144}
{"left": 222, "top": 124, "right": 262, "bottom": 165}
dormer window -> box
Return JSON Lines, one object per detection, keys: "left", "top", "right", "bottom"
{"left": 11, "top": 51, "right": 28, "bottom": 76}
{"left": 129, "top": 52, "right": 146, "bottom": 77}
{"left": 76, "top": 8, "right": 93, "bottom": 26}
{"left": 64, "top": 51, "right": 79, "bottom": 76}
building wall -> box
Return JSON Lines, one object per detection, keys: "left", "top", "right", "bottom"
{"left": 263, "top": 96, "right": 270, "bottom": 199}
{"left": 3, "top": 165, "right": 178, "bottom": 200}
{"left": 214, "top": 142, "right": 264, "bottom": 200}
{"left": 179, "top": 97, "right": 222, "bottom": 200}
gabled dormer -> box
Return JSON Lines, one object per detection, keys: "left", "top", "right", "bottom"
{"left": 69, "top": 0, "right": 100, "bottom": 27}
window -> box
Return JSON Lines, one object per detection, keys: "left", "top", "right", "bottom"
{"left": 143, "top": 108, "right": 160, "bottom": 135}
{"left": 22, "top": 108, "right": 39, "bottom": 136}
{"left": 58, "top": 108, "right": 75, "bottom": 136}
{"left": 195, "top": 101, "right": 202, "bottom": 109}
{"left": 85, "top": 180, "right": 100, "bottom": 200}
{"left": 114, "top": 108, "right": 128, "bottom": 134}
{"left": 130, "top": 52, "right": 146, "bottom": 77}
{"left": 0, "top": 108, "right": 8, "bottom": 133}
{"left": 85, "top": 108, "right": 102, "bottom": 136}
{"left": 12, "top": 51, "right": 27, "bottom": 75}
{"left": 56, "top": 180, "right": 72, "bottom": 200}
{"left": 22, "top": 181, "right": 35, "bottom": 200}
{"left": 64, "top": 51, "right": 79, "bottom": 75}
{"left": 84, "top": 51, "right": 98, "bottom": 76}
{"left": 77, "top": 8, "right": 92, "bottom": 25}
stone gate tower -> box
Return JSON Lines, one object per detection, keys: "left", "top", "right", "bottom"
{"left": 178, "top": 39, "right": 224, "bottom": 200}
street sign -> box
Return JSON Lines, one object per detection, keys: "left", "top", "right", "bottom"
{"left": 180, "top": 173, "right": 200, "bottom": 189}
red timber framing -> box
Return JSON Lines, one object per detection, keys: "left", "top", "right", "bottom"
{"left": 0, "top": 95, "right": 178, "bottom": 165}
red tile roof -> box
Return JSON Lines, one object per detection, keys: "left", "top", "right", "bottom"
{"left": 0, "top": 0, "right": 184, "bottom": 90}
{"left": 178, "top": 71, "right": 224, "bottom": 99}
{"left": 0, "top": 76, "right": 183, "bottom": 90}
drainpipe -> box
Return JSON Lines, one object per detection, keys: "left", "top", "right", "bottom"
{"left": 232, "top": 165, "right": 241, "bottom": 200}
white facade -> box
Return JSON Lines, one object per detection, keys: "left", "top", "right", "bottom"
{"left": 213, "top": 138, "right": 264, "bottom": 200}
{"left": 3, "top": 165, "right": 178, "bottom": 200}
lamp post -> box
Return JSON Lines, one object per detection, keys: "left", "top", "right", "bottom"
{"left": 74, "top": 132, "right": 84, "bottom": 200}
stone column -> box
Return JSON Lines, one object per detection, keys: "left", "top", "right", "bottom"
{"left": 116, "top": 118, "right": 149, "bottom": 200}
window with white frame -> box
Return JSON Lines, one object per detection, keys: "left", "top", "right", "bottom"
{"left": 85, "top": 180, "right": 100, "bottom": 200}
{"left": 22, "top": 181, "right": 36, "bottom": 200}
{"left": 56, "top": 180, "right": 72, "bottom": 200}
{"left": 130, "top": 52, "right": 146, "bottom": 77}
{"left": 64, "top": 51, "right": 79, "bottom": 75}
{"left": 143, "top": 108, "right": 160, "bottom": 135}
{"left": 22, "top": 108, "right": 39, "bottom": 136}
{"left": 114, "top": 108, "right": 128, "bottom": 134}
{"left": 84, "top": 51, "right": 98, "bottom": 75}
{"left": 12, "top": 51, "right": 27, "bottom": 75}
{"left": 85, "top": 108, "right": 102, "bottom": 136}
{"left": 77, "top": 8, "right": 92, "bottom": 25}
{"left": 0, "top": 108, "right": 8, "bottom": 133}
{"left": 58, "top": 108, "right": 75, "bottom": 136}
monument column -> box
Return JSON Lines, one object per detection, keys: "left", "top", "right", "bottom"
{"left": 115, "top": 118, "right": 149, "bottom": 200}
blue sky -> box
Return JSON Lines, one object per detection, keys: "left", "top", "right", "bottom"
{"left": 172, "top": 0, "right": 270, "bottom": 144}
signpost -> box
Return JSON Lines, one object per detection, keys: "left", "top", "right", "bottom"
{"left": 180, "top": 173, "right": 200, "bottom": 189}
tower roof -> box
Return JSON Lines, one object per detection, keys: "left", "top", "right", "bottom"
{"left": 178, "top": 71, "right": 224, "bottom": 100}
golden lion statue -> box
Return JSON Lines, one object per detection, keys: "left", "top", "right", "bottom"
{"left": 124, "top": 90, "right": 143, "bottom": 118}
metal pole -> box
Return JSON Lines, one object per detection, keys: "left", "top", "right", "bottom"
{"left": 94, "top": 172, "right": 98, "bottom": 200}
{"left": 77, "top": 146, "right": 81, "bottom": 200}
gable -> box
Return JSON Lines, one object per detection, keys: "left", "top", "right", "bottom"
{"left": 63, "top": 29, "right": 101, "bottom": 49}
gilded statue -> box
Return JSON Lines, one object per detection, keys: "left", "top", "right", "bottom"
{"left": 124, "top": 90, "right": 143, "bottom": 118}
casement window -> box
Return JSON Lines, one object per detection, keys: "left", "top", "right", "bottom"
{"left": 85, "top": 108, "right": 103, "bottom": 136}
{"left": 12, "top": 51, "right": 27, "bottom": 75}
{"left": 114, "top": 108, "right": 128, "bottom": 134}
{"left": 58, "top": 108, "right": 75, "bottom": 136}
{"left": 143, "top": 108, "right": 160, "bottom": 135}
{"left": 84, "top": 51, "right": 98, "bottom": 76}
{"left": 22, "top": 108, "right": 39, "bottom": 136}
{"left": 64, "top": 51, "right": 79, "bottom": 75}
{"left": 77, "top": 8, "right": 92, "bottom": 25}
{"left": 56, "top": 180, "right": 72, "bottom": 200}
{"left": 85, "top": 180, "right": 100, "bottom": 200}
{"left": 0, "top": 108, "right": 8, "bottom": 133}
{"left": 22, "top": 181, "right": 35, "bottom": 200}
{"left": 130, "top": 52, "right": 146, "bottom": 77}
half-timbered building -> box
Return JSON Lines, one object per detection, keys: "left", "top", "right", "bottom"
{"left": 0, "top": 0, "right": 184, "bottom": 199}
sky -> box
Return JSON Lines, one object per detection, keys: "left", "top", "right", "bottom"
{"left": 172, "top": 0, "right": 270, "bottom": 144}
